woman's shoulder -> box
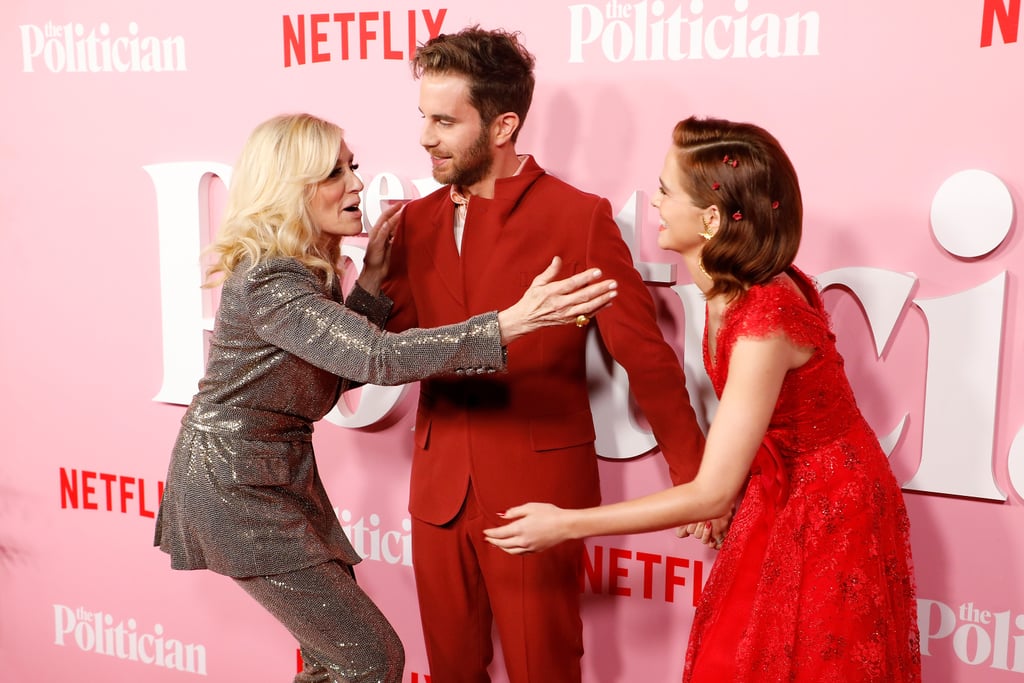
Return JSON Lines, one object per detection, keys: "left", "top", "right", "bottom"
{"left": 234, "top": 257, "right": 325, "bottom": 296}
{"left": 731, "top": 274, "right": 793, "bottom": 313}
{"left": 243, "top": 256, "right": 317, "bottom": 279}
{"left": 743, "top": 266, "right": 819, "bottom": 308}
{"left": 725, "top": 267, "right": 826, "bottom": 341}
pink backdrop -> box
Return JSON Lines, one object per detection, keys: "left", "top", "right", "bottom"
{"left": 2, "top": 1, "right": 1022, "bottom": 681}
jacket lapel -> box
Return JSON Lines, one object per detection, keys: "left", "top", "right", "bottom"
{"left": 460, "top": 157, "right": 546, "bottom": 294}
{"left": 424, "top": 197, "right": 466, "bottom": 306}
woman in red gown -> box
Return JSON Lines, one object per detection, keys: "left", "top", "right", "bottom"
{"left": 483, "top": 116, "right": 921, "bottom": 682}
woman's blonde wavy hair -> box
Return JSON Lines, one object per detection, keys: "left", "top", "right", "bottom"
{"left": 204, "top": 113, "right": 345, "bottom": 287}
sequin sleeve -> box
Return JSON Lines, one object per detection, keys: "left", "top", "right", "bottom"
{"left": 344, "top": 282, "right": 393, "bottom": 329}
{"left": 243, "top": 258, "right": 505, "bottom": 385}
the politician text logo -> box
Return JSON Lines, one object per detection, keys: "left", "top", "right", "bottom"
{"left": 54, "top": 605, "right": 207, "bottom": 675}
{"left": 568, "top": 0, "right": 820, "bottom": 63}
{"left": 20, "top": 21, "right": 186, "bottom": 73}
{"left": 920, "top": 598, "right": 1024, "bottom": 673}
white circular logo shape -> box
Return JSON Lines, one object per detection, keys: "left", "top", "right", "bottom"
{"left": 930, "top": 169, "right": 1014, "bottom": 258}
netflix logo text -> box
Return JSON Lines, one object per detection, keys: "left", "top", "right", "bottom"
{"left": 981, "top": 0, "right": 1021, "bottom": 46}
{"left": 59, "top": 467, "right": 164, "bottom": 518}
{"left": 282, "top": 9, "right": 448, "bottom": 66}
{"left": 582, "top": 543, "right": 707, "bottom": 606}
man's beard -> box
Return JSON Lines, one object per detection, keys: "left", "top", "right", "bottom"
{"left": 433, "top": 126, "right": 493, "bottom": 188}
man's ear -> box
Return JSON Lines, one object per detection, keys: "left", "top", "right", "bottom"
{"left": 492, "top": 112, "right": 520, "bottom": 146}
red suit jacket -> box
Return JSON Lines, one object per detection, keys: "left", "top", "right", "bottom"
{"left": 383, "top": 156, "right": 705, "bottom": 525}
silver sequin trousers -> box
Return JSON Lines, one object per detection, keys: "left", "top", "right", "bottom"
{"left": 234, "top": 560, "right": 404, "bottom": 682}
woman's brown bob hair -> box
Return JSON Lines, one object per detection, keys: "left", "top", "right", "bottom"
{"left": 672, "top": 116, "right": 803, "bottom": 300}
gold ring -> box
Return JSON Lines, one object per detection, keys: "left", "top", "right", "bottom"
{"left": 575, "top": 314, "right": 590, "bottom": 328}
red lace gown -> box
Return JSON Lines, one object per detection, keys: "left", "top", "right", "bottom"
{"left": 683, "top": 267, "right": 921, "bottom": 682}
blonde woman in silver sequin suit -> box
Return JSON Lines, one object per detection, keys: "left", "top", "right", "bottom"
{"left": 153, "top": 113, "right": 617, "bottom": 683}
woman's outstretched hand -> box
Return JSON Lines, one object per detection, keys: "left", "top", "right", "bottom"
{"left": 483, "top": 503, "right": 573, "bottom": 555}
{"left": 497, "top": 256, "right": 617, "bottom": 345}
{"left": 356, "top": 200, "right": 407, "bottom": 295}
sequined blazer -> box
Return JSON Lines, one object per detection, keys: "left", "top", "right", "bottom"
{"left": 154, "top": 257, "right": 505, "bottom": 578}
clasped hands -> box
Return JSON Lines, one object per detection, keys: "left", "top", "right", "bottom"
{"left": 676, "top": 512, "right": 733, "bottom": 550}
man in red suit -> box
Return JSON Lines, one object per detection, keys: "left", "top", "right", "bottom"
{"left": 382, "top": 26, "right": 707, "bottom": 683}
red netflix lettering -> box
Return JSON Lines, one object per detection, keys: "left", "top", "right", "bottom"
{"left": 610, "top": 547, "right": 631, "bottom": 596}
{"left": 582, "top": 543, "right": 706, "bottom": 606}
{"left": 282, "top": 9, "right": 448, "bottom": 66}
{"left": 981, "top": 0, "right": 1021, "bottom": 46}
{"left": 59, "top": 467, "right": 164, "bottom": 518}
{"left": 311, "top": 13, "right": 332, "bottom": 63}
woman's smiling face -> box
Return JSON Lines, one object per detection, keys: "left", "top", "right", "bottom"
{"left": 652, "top": 148, "right": 714, "bottom": 255}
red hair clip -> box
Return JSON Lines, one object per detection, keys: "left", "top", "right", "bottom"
{"left": 732, "top": 211, "right": 743, "bottom": 221}
{"left": 712, "top": 182, "right": 721, "bottom": 190}
{"left": 771, "top": 201, "right": 780, "bottom": 209}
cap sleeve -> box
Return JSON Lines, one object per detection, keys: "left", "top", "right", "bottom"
{"left": 725, "top": 271, "right": 831, "bottom": 351}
